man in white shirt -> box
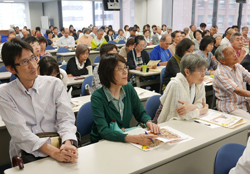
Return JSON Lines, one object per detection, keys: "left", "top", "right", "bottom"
{"left": 189, "top": 25, "right": 196, "bottom": 41}
{"left": 221, "top": 28, "right": 235, "bottom": 47}
{"left": 152, "top": 26, "right": 162, "bottom": 45}
{"left": 58, "top": 28, "right": 75, "bottom": 48}
{"left": 90, "top": 26, "right": 98, "bottom": 39}
{"left": 0, "top": 38, "right": 78, "bottom": 163}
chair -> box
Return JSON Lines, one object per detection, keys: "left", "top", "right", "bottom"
{"left": 108, "top": 41, "right": 117, "bottom": 44}
{"left": 0, "top": 65, "right": 8, "bottom": 72}
{"left": 113, "top": 34, "right": 119, "bottom": 39}
{"left": 45, "top": 45, "right": 55, "bottom": 50}
{"left": 57, "top": 47, "right": 71, "bottom": 63}
{"left": 0, "top": 35, "right": 7, "bottom": 43}
{"left": 77, "top": 101, "right": 94, "bottom": 137}
{"left": 145, "top": 95, "right": 161, "bottom": 120}
{"left": 44, "top": 34, "right": 48, "bottom": 39}
{"left": 81, "top": 75, "right": 93, "bottom": 96}
{"left": 160, "top": 67, "right": 166, "bottom": 92}
{"left": 214, "top": 143, "right": 246, "bottom": 174}
{"left": 94, "top": 55, "right": 101, "bottom": 64}
{"left": 60, "top": 64, "right": 67, "bottom": 71}
{"left": 117, "top": 40, "right": 126, "bottom": 44}
{"left": 10, "top": 74, "right": 17, "bottom": 82}
{"left": 212, "top": 90, "right": 217, "bottom": 110}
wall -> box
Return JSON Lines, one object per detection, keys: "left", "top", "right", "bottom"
{"left": 44, "top": 1, "right": 59, "bottom": 28}
{"left": 134, "top": 0, "right": 147, "bottom": 29}
{"left": 147, "top": 0, "right": 162, "bottom": 27}
{"left": 29, "top": 2, "right": 43, "bottom": 29}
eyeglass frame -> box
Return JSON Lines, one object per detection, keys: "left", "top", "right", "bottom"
{"left": 14, "top": 55, "right": 38, "bottom": 67}
{"left": 114, "top": 66, "right": 129, "bottom": 72}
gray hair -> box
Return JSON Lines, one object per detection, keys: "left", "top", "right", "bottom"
{"left": 242, "top": 26, "right": 248, "bottom": 31}
{"left": 83, "top": 28, "right": 91, "bottom": 34}
{"left": 213, "top": 34, "right": 222, "bottom": 39}
{"left": 160, "top": 34, "right": 171, "bottom": 41}
{"left": 230, "top": 32, "right": 242, "bottom": 41}
{"left": 180, "top": 53, "right": 208, "bottom": 76}
{"left": 227, "top": 28, "right": 234, "bottom": 34}
{"left": 214, "top": 44, "right": 228, "bottom": 62}
{"left": 97, "top": 28, "right": 104, "bottom": 33}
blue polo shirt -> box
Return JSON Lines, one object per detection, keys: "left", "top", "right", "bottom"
{"left": 150, "top": 45, "right": 172, "bottom": 65}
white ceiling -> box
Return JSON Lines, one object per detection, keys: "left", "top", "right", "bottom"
{"left": 0, "top": 0, "right": 99, "bottom": 2}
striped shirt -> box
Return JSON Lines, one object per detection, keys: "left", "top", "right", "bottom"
{"left": 0, "top": 76, "right": 77, "bottom": 159}
{"left": 213, "top": 63, "right": 250, "bottom": 113}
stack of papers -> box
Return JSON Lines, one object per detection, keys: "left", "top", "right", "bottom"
{"left": 203, "top": 76, "right": 213, "bottom": 86}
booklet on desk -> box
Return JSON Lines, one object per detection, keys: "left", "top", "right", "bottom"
{"left": 197, "top": 110, "right": 246, "bottom": 128}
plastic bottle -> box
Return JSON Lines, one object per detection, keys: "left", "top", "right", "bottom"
{"left": 62, "top": 60, "right": 67, "bottom": 65}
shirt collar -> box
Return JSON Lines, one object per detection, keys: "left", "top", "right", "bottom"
{"left": 103, "top": 86, "right": 126, "bottom": 102}
{"left": 220, "top": 63, "right": 238, "bottom": 71}
{"left": 75, "top": 56, "right": 85, "bottom": 70}
{"left": 16, "top": 76, "right": 40, "bottom": 94}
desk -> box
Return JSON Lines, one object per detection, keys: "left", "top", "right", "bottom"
{"left": 0, "top": 72, "right": 11, "bottom": 80}
{"left": 5, "top": 115, "right": 250, "bottom": 174}
{"left": 144, "top": 44, "right": 157, "bottom": 52}
{"left": 129, "top": 66, "right": 164, "bottom": 87}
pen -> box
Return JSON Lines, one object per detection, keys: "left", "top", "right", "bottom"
{"left": 194, "top": 120, "right": 211, "bottom": 126}
{"left": 145, "top": 131, "right": 156, "bottom": 145}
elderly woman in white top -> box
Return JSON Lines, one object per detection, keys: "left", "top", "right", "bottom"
{"left": 156, "top": 53, "right": 209, "bottom": 123}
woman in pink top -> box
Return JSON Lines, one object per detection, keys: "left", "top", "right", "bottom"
{"left": 77, "top": 28, "right": 93, "bottom": 47}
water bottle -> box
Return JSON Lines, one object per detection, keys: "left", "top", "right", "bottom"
{"left": 62, "top": 60, "right": 67, "bottom": 65}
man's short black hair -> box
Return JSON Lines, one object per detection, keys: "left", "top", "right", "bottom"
{"left": 202, "top": 30, "right": 210, "bottom": 38}
{"left": 53, "top": 27, "right": 58, "bottom": 30}
{"left": 98, "top": 54, "right": 126, "bottom": 88}
{"left": 49, "top": 25, "right": 53, "bottom": 28}
{"left": 60, "top": 27, "right": 65, "bottom": 32}
{"left": 100, "top": 43, "right": 118, "bottom": 57}
{"left": 24, "top": 36, "right": 39, "bottom": 45}
{"left": 171, "top": 30, "right": 181, "bottom": 38}
{"left": 189, "top": 24, "right": 195, "bottom": 29}
{"left": 2, "top": 38, "right": 33, "bottom": 73}
{"left": 232, "top": 25, "right": 239, "bottom": 29}
{"left": 200, "top": 23, "right": 207, "bottom": 28}
{"left": 199, "top": 36, "right": 215, "bottom": 51}
{"left": 35, "top": 27, "right": 41, "bottom": 31}
{"left": 176, "top": 38, "right": 195, "bottom": 58}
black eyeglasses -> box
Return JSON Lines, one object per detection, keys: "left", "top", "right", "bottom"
{"left": 15, "top": 55, "right": 37, "bottom": 67}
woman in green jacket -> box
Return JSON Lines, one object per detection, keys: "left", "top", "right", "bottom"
{"left": 90, "top": 54, "right": 160, "bottom": 145}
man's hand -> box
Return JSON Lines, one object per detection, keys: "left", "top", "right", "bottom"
{"left": 58, "top": 140, "right": 78, "bottom": 163}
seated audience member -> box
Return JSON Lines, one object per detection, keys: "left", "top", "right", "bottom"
{"left": 212, "top": 34, "right": 222, "bottom": 55}
{"left": 91, "top": 44, "right": 118, "bottom": 94}
{"left": 58, "top": 28, "right": 75, "bottom": 48}
{"left": 150, "top": 34, "right": 172, "bottom": 66}
{"left": 162, "top": 38, "right": 195, "bottom": 91}
{"left": 21, "top": 29, "right": 28, "bottom": 40}
{"left": 9, "top": 28, "right": 16, "bottom": 35}
{"left": 37, "top": 36, "right": 52, "bottom": 57}
{"left": 0, "top": 38, "right": 78, "bottom": 164}
{"left": 184, "top": 27, "right": 189, "bottom": 38}
{"left": 127, "top": 36, "right": 157, "bottom": 70}
{"left": 77, "top": 30, "right": 82, "bottom": 37}
{"left": 77, "top": 28, "right": 93, "bottom": 47}
{"left": 69, "top": 25, "right": 74, "bottom": 32}
{"left": 91, "top": 29, "right": 107, "bottom": 49}
{"left": 195, "top": 36, "right": 217, "bottom": 75}
{"left": 58, "top": 27, "right": 65, "bottom": 38}
{"left": 189, "top": 25, "right": 196, "bottom": 41}
{"left": 241, "top": 44, "right": 250, "bottom": 90}
{"left": 119, "top": 38, "right": 134, "bottom": 61}
{"left": 242, "top": 26, "right": 249, "bottom": 46}
{"left": 66, "top": 44, "right": 91, "bottom": 77}
{"left": 124, "top": 25, "right": 130, "bottom": 39}
{"left": 46, "top": 30, "right": 54, "bottom": 46}
{"left": 200, "top": 23, "right": 206, "bottom": 32}
{"left": 202, "top": 30, "right": 211, "bottom": 38}
{"left": 72, "top": 29, "right": 78, "bottom": 41}
{"left": 220, "top": 28, "right": 235, "bottom": 46}
{"left": 232, "top": 25, "right": 239, "bottom": 32}
{"left": 152, "top": 25, "right": 157, "bottom": 36}
{"left": 135, "top": 25, "right": 141, "bottom": 36}
{"left": 49, "top": 25, "right": 53, "bottom": 31}
{"left": 156, "top": 54, "right": 208, "bottom": 123}
{"left": 104, "top": 29, "right": 114, "bottom": 42}
{"left": 35, "top": 30, "right": 42, "bottom": 38}
{"left": 162, "top": 24, "right": 167, "bottom": 34}
{"left": 90, "top": 26, "right": 98, "bottom": 39}
{"left": 230, "top": 32, "right": 246, "bottom": 62}
{"left": 116, "top": 29, "right": 126, "bottom": 42}
{"left": 90, "top": 53, "right": 160, "bottom": 144}
{"left": 15, "top": 26, "right": 23, "bottom": 39}
{"left": 168, "top": 31, "right": 182, "bottom": 55}
{"left": 69, "top": 30, "right": 74, "bottom": 37}
{"left": 53, "top": 27, "right": 59, "bottom": 38}
{"left": 167, "top": 26, "right": 172, "bottom": 35}
{"left": 38, "top": 56, "right": 68, "bottom": 90}
{"left": 213, "top": 45, "right": 250, "bottom": 118}
{"left": 143, "top": 29, "right": 153, "bottom": 45}
{"left": 127, "top": 27, "right": 137, "bottom": 40}
{"left": 24, "top": 36, "right": 42, "bottom": 60}
{"left": 210, "top": 26, "right": 217, "bottom": 36}
{"left": 152, "top": 26, "right": 162, "bottom": 45}
{"left": 193, "top": 30, "right": 202, "bottom": 51}
{"left": 181, "top": 31, "right": 187, "bottom": 40}
{"left": 0, "top": 33, "right": 16, "bottom": 58}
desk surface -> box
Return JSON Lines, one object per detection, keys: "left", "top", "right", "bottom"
{"left": 129, "top": 66, "right": 164, "bottom": 77}
{"left": 5, "top": 114, "right": 250, "bottom": 174}
{"left": 67, "top": 76, "right": 87, "bottom": 86}
{"left": 0, "top": 72, "right": 11, "bottom": 80}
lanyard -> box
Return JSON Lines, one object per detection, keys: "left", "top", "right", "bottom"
{"left": 132, "top": 49, "right": 137, "bottom": 67}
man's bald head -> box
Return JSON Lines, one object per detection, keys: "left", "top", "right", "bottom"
{"left": 22, "top": 29, "right": 28, "bottom": 37}
{"left": 156, "top": 26, "right": 161, "bottom": 34}
{"left": 64, "top": 28, "right": 70, "bottom": 38}
{"left": 7, "top": 33, "right": 16, "bottom": 41}
{"left": 160, "top": 34, "right": 172, "bottom": 49}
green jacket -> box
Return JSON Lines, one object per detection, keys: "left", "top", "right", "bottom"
{"left": 91, "top": 38, "right": 107, "bottom": 49}
{"left": 90, "top": 83, "right": 151, "bottom": 143}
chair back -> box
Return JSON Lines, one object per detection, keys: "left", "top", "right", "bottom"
{"left": 77, "top": 102, "right": 94, "bottom": 137}
{"left": 113, "top": 34, "right": 119, "bottom": 39}
{"left": 57, "top": 47, "right": 71, "bottom": 58}
{"left": 81, "top": 75, "right": 93, "bottom": 96}
{"left": 44, "top": 34, "right": 48, "bottom": 39}
{"left": 0, "top": 35, "right": 7, "bottom": 43}
{"left": 94, "top": 55, "right": 101, "bottom": 63}
{"left": 10, "top": 74, "right": 17, "bottom": 82}
{"left": 0, "top": 65, "right": 8, "bottom": 72}
{"left": 160, "top": 67, "right": 166, "bottom": 91}
{"left": 45, "top": 45, "right": 55, "bottom": 50}
{"left": 145, "top": 95, "right": 161, "bottom": 120}
{"left": 117, "top": 40, "right": 126, "bottom": 44}
{"left": 60, "top": 64, "right": 67, "bottom": 71}
{"left": 108, "top": 41, "right": 117, "bottom": 44}
{"left": 214, "top": 143, "right": 246, "bottom": 174}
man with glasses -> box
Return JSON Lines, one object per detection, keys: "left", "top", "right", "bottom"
{"left": 230, "top": 32, "right": 246, "bottom": 62}
{"left": 213, "top": 45, "right": 250, "bottom": 118}
{"left": 0, "top": 39, "right": 78, "bottom": 164}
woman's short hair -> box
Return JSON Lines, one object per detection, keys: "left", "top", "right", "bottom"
{"left": 134, "top": 35, "right": 145, "bottom": 46}
{"left": 193, "top": 30, "right": 202, "bottom": 39}
{"left": 38, "top": 56, "right": 61, "bottom": 79}
{"left": 83, "top": 28, "right": 91, "bottom": 34}
{"left": 118, "top": 29, "right": 124, "bottom": 34}
{"left": 180, "top": 53, "right": 208, "bottom": 76}
{"left": 37, "top": 36, "right": 48, "bottom": 46}
{"left": 202, "top": 30, "right": 210, "bottom": 38}
{"left": 126, "top": 38, "right": 135, "bottom": 47}
{"left": 46, "top": 30, "right": 53, "bottom": 35}
{"left": 24, "top": 36, "right": 39, "bottom": 45}
{"left": 76, "top": 44, "right": 90, "bottom": 59}
{"left": 98, "top": 54, "right": 126, "bottom": 88}
{"left": 176, "top": 38, "right": 195, "bottom": 58}
{"left": 100, "top": 43, "right": 118, "bottom": 57}
{"left": 199, "top": 36, "right": 215, "bottom": 51}
{"left": 181, "top": 31, "right": 186, "bottom": 36}
{"left": 124, "top": 25, "right": 129, "bottom": 31}
{"left": 143, "top": 29, "right": 150, "bottom": 35}
{"left": 107, "top": 29, "right": 114, "bottom": 35}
